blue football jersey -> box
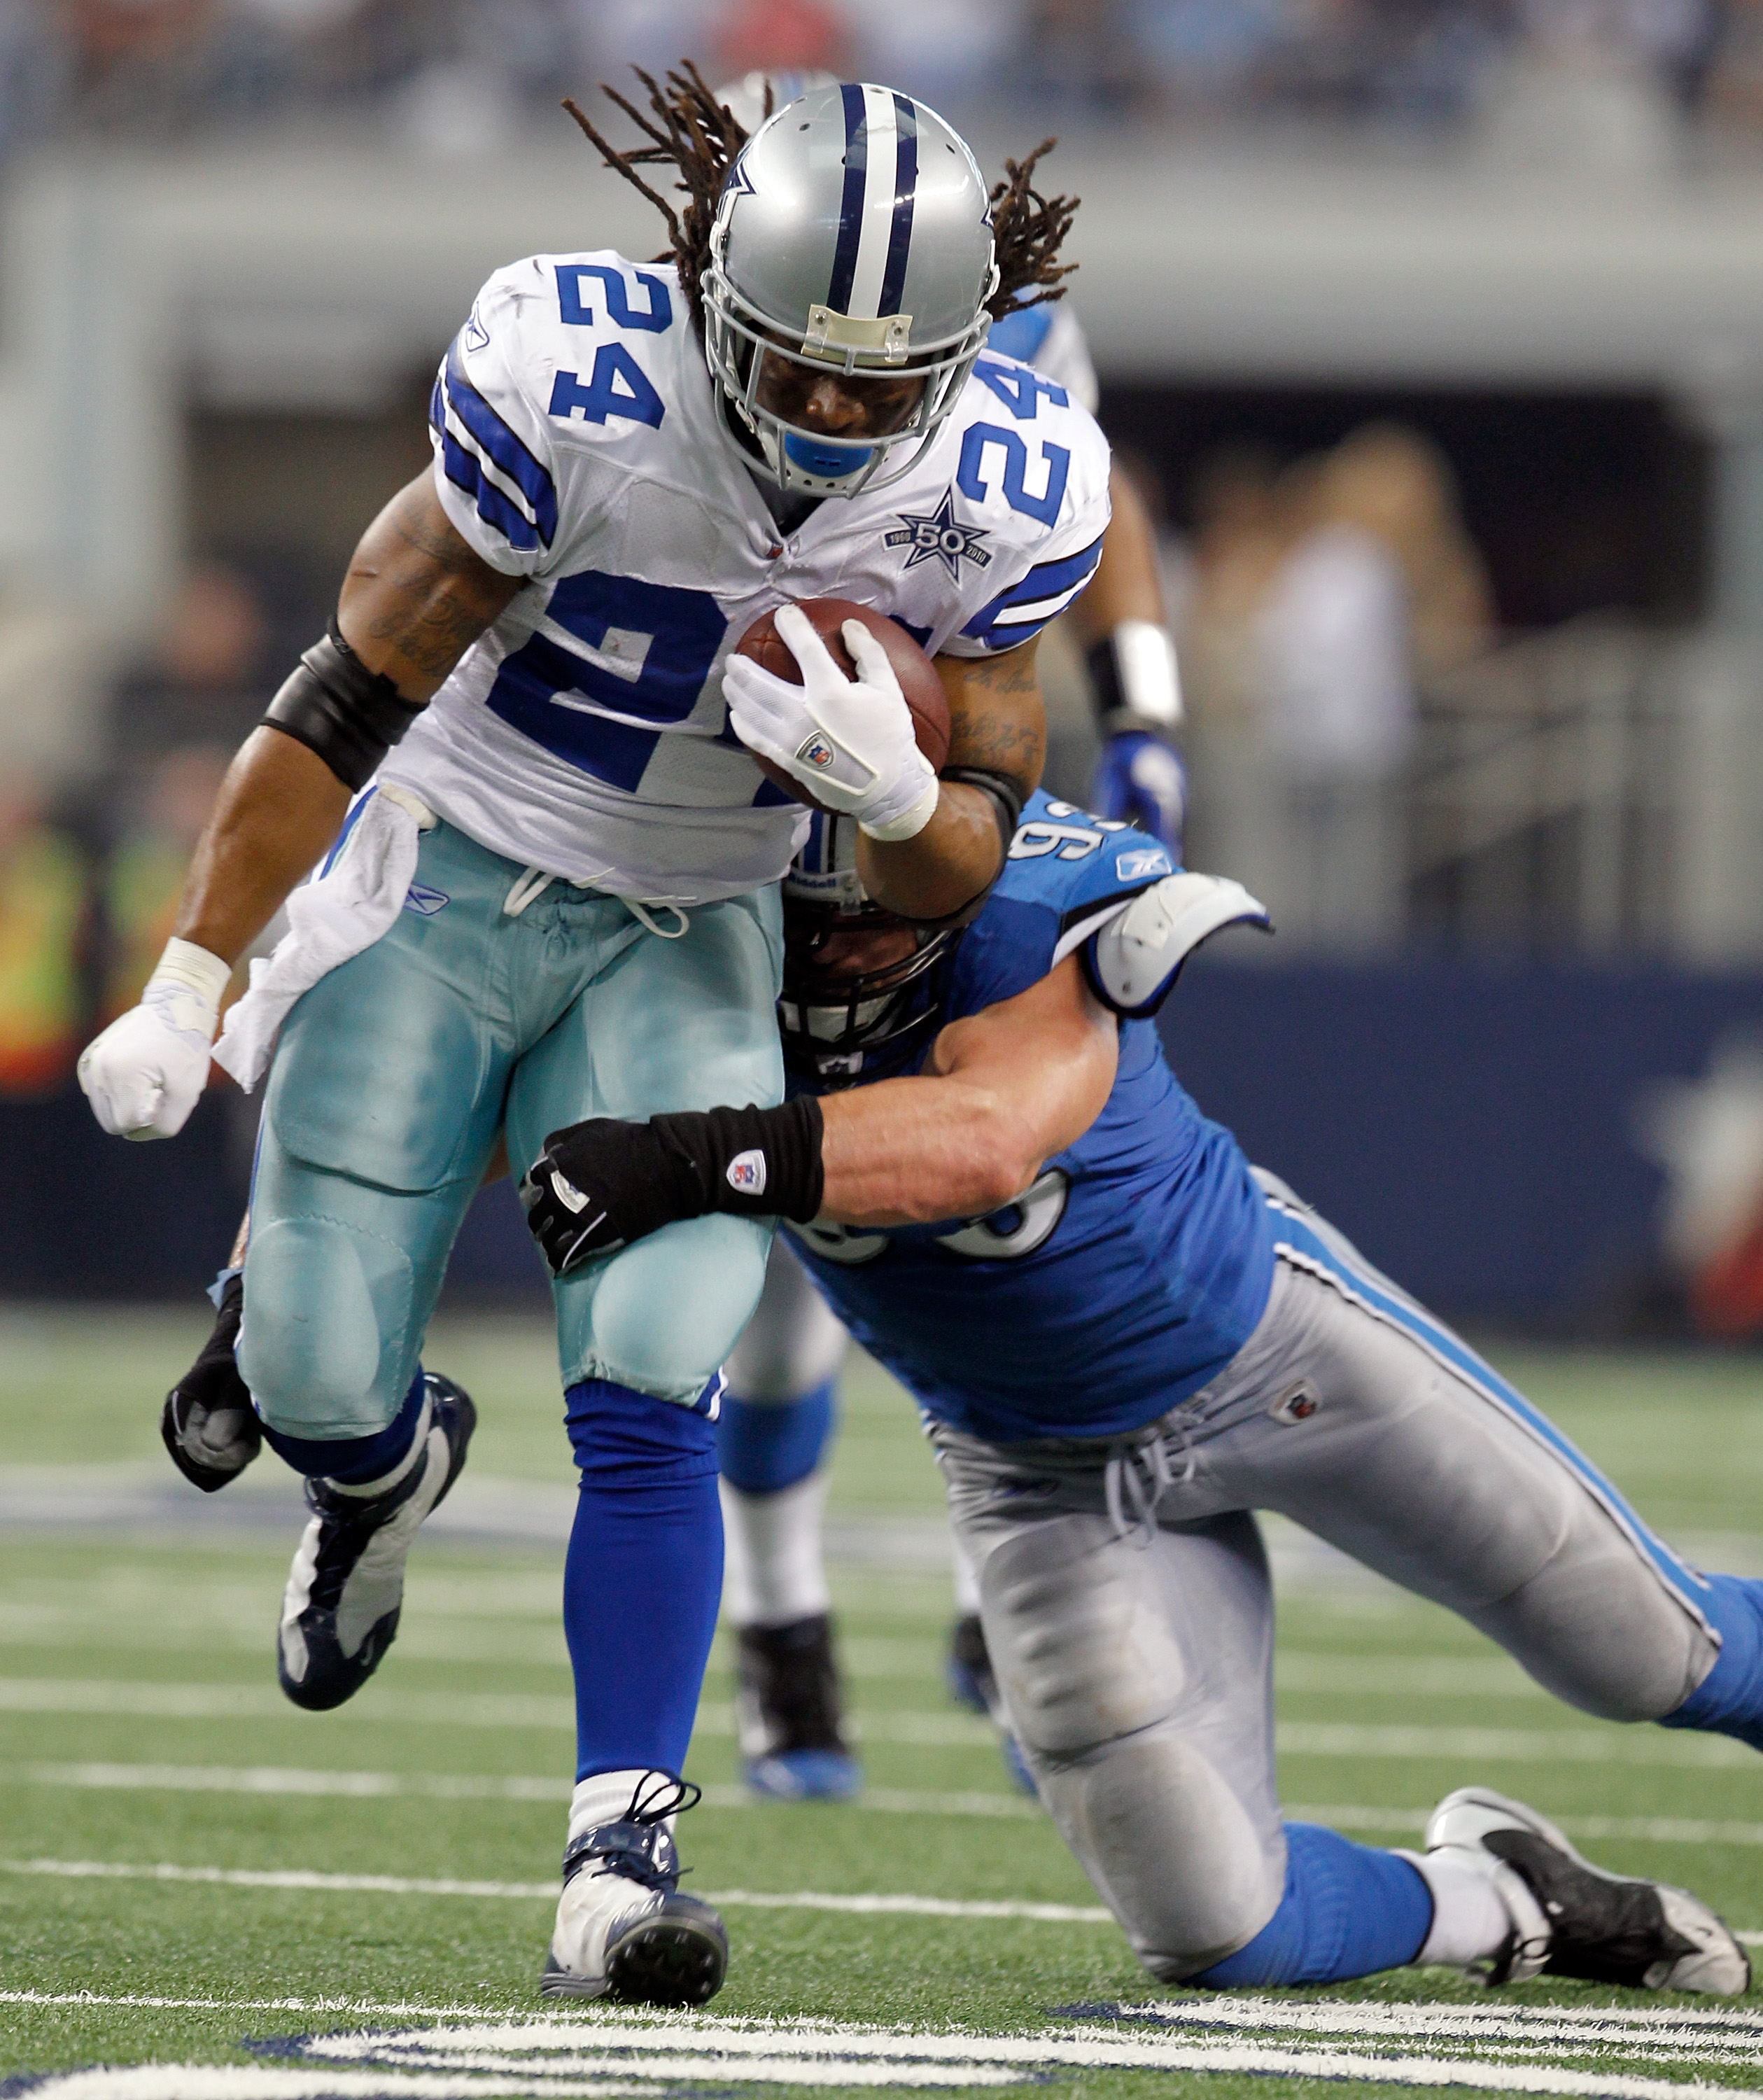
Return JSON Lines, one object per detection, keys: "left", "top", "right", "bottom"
{"left": 787, "top": 792, "right": 1277, "bottom": 1442}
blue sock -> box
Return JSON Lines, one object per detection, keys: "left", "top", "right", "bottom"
{"left": 715, "top": 1379, "right": 836, "bottom": 1494}
{"left": 1192, "top": 1824, "right": 1433, "bottom": 1987}
{"left": 258, "top": 1371, "right": 426, "bottom": 1485}
{"left": 1660, "top": 1573, "right": 1763, "bottom": 1751}
{"left": 564, "top": 1377, "right": 723, "bottom": 1782}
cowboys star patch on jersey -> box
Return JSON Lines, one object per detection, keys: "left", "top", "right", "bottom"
{"left": 381, "top": 252, "right": 1112, "bottom": 903}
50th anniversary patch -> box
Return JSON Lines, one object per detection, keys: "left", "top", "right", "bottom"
{"left": 13, "top": 1998, "right": 1763, "bottom": 2098}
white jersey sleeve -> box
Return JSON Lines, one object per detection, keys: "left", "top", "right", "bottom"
{"left": 428, "top": 266, "right": 563, "bottom": 579}
{"left": 933, "top": 352, "right": 1113, "bottom": 659}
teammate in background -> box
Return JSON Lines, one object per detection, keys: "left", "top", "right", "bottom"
{"left": 514, "top": 800, "right": 1761, "bottom": 1997}
{"left": 711, "top": 74, "right": 1183, "bottom": 1798}
{"left": 98, "top": 69, "right": 1107, "bottom": 2005}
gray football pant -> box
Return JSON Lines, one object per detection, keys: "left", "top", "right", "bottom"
{"left": 934, "top": 1204, "right": 1720, "bottom": 1982}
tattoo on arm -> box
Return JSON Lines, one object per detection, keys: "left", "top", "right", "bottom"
{"left": 945, "top": 648, "right": 1046, "bottom": 800}
{"left": 340, "top": 475, "right": 524, "bottom": 692}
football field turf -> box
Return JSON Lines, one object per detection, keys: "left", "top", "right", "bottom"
{"left": 3, "top": 1305, "right": 1762, "bottom": 2098}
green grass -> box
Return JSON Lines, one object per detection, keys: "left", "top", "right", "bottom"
{"left": 1, "top": 1307, "right": 1762, "bottom": 2096}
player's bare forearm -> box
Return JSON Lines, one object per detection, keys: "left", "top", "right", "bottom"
{"left": 816, "top": 958, "right": 1116, "bottom": 1225}
{"left": 174, "top": 477, "right": 521, "bottom": 965}
{"left": 172, "top": 730, "right": 353, "bottom": 963}
{"left": 338, "top": 474, "right": 524, "bottom": 697}
{"left": 856, "top": 642, "right": 1046, "bottom": 921}
{"left": 1064, "top": 464, "right": 1164, "bottom": 648}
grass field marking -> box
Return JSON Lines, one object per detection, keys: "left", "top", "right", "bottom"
{"left": 1, "top": 1763, "right": 1041, "bottom": 1819}
{"left": 129, "top": 2012, "right": 1763, "bottom": 2100}
{"left": 7, "top": 1676, "right": 1755, "bottom": 1765}
{"left": 1095, "top": 1995, "right": 1763, "bottom": 2041}
{"left": 0, "top": 1858, "right": 1114, "bottom": 1924}
{"left": 0, "top": 1679, "right": 994, "bottom": 1747}
{"left": 1274, "top": 1720, "right": 1757, "bottom": 1767}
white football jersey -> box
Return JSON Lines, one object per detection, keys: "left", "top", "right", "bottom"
{"left": 383, "top": 252, "right": 1111, "bottom": 902}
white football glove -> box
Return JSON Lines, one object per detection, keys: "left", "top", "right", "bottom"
{"left": 78, "top": 937, "right": 230, "bottom": 1141}
{"left": 724, "top": 604, "right": 940, "bottom": 842}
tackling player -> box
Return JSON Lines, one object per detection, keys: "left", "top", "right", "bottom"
{"left": 708, "top": 75, "right": 1185, "bottom": 1801}
{"left": 85, "top": 68, "right": 1110, "bottom": 2005}
{"left": 513, "top": 798, "right": 1763, "bottom": 1996}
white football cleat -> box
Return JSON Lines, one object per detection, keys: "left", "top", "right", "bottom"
{"left": 1426, "top": 1786, "right": 1750, "bottom": 1994}
{"left": 541, "top": 1774, "right": 727, "bottom": 2005}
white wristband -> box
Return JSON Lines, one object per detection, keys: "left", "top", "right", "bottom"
{"left": 858, "top": 776, "right": 941, "bottom": 845}
{"left": 146, "top": 937, "right": 232, "bottom": 1042}
{"left": 1111, "top": 620, "right": 1183, "bottom": 730}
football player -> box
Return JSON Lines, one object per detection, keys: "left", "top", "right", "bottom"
{"left": 513, "top": 800, "right": 1763, "bottom": 1996}
{"left": 86, "top": 68, "right": 1110, "bottom": 2004}
{"left": 708, "top": 75, "right": 1183, "bottom": 1802}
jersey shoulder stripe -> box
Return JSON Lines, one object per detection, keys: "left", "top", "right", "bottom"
{"left": 439, "top": 334, "right": 559, "bottom": 546}
{"left": 960, "top": 531, "right": 1104, "bottom": 650}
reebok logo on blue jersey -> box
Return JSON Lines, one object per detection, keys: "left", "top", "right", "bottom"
{"left": 403, "top": 883, "right": 450, "bottom": 916}
{"left": 1116, "top": 847, "right": 1172, "bottom": 881}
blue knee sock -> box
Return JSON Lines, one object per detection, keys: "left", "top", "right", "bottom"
{"left": 258, "top": 1371, "right": 426, "bottom": 1484}
{"left": 564, "top": 1377, "right": 723, "bottom": 1782}
{"left": 1660, "top": 1573, "right": 1763, "bottom": 1751}
{"left": 1192, "top": 1824, "right": 1433, "bottom": 1987}
{"left": 715, "top": 1379, "right": 836, "bottom": 1494}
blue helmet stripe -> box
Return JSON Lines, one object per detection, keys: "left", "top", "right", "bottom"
{"left": 828, "top": 83, "right": 869, "bottom": 314}
{"left": 878, "top": 93, "right": 917, "bottom": 318}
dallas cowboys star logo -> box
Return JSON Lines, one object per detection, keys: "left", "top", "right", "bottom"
{"left": 884, "top": 489, "right": 992, "bottom": 581}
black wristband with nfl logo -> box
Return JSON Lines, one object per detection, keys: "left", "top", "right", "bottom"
{"left": 652, "top": 1098, "right": 825, "bottom": 1224}
{"left": 519, "top": 1098, "right": 825, "bottom": 1278}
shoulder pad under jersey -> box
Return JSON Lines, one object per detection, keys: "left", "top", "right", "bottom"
{"left": 1083, "top": 872, "right": 1272, "bottom": 1020}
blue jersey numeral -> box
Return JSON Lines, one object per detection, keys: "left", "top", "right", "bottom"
{"left": 554, "top": 263, "right": 673, "bottom": 332}
{"left": 957, "top": 423, "right": 1070, "bottom": 527}
{"left": 549, "top": 345, "right": 665, "bottom": 430}
{"left": 974, "top": 357, "right": 1067, "bottom": 421}
{"left": 484, "top": 570, "right": 725, "bottom": 792}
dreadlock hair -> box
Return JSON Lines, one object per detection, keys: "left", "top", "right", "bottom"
{"left": 562, "top": 66, "right": 1079, "bottom": 332}
{"left": 987, "top": 143, "right": 1079, "bottom": 321}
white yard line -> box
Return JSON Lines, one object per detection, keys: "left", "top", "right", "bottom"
{"left": 17, "top": 2004, "right": 1763, "bottom": 2100}
{"left": 0, "top": 1858, "right": 1110, "bottom": 1923}
{"left": 0, "top": 1763, "right": 1039, "bottom": 1818}
{"left": 10, "top": 1758, "right": 1760, "bottom": 1848}
{"left": 4, "top": 1674, "right": 1757, "bottom": 1763}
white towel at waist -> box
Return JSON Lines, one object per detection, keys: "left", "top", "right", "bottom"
{"left": 212, "top": 783, "right": 435, "bottom": 1093}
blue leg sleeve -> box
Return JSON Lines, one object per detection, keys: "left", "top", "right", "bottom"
{"left": 258, "top": 1371, "right": 426, "bottom": 1484}
{"left": 1660, "top": 1574, "right": 1763, "bottom": 1751}
{"left": 715, "top": 1380, "right": 836, "bottom": 1494}
{"left": 1192, "top": 1825, "right": 1433, "bottom": 1988}
{"left": 564, "top": 1378, "right": 723, "bottom": 1782}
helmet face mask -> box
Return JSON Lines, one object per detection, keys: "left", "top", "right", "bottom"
{"left": 781, "top": 812, "right": 960, "bottom": 1084}
{"left": 704, "top": 80, "right": 999, "bottom": 500}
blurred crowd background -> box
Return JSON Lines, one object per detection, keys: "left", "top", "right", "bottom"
{"left": 6, "top": 0, "right": 1763, "bottom": 158}
{"left": 3, "top": 0, "right": 1763, "bottom": 1331}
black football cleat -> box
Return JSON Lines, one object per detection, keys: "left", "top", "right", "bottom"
{"left": 542, "top": 1774, "right": 727, "bottom": 2004}
{"left": 276, "top": 1373, "right": 475, "bottom": 1712}
{"left": 735, "top": 1612, "right": 861, "bottom": 1800}
{"left": 162, "top": 1270, "right": 261, "bottom": 1492}
{"left": 1426, "top": 1787, "right": 1750, "bottom": 1994}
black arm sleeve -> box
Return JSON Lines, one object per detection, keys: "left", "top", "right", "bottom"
{"left": 260, "top": 620, "right": 424, "bottom": 792}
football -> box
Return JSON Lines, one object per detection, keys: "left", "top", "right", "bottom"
{"left": 733, "top": 598, "right": 952, "bottom": 814}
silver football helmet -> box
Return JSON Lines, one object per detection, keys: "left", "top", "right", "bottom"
{"left": 704, "top": 80, "right": 999, "bottom": 499}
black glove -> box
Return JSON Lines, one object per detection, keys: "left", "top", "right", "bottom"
{"left": 519, "top": 1098, "right": 825, "bottom": 1280}
{"left": 162, "top": 1268, "right": 262, "bottom": 1492}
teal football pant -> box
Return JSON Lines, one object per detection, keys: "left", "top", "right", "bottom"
{"left": 237, "top": 818, "right": 784, "bottom": 1441}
